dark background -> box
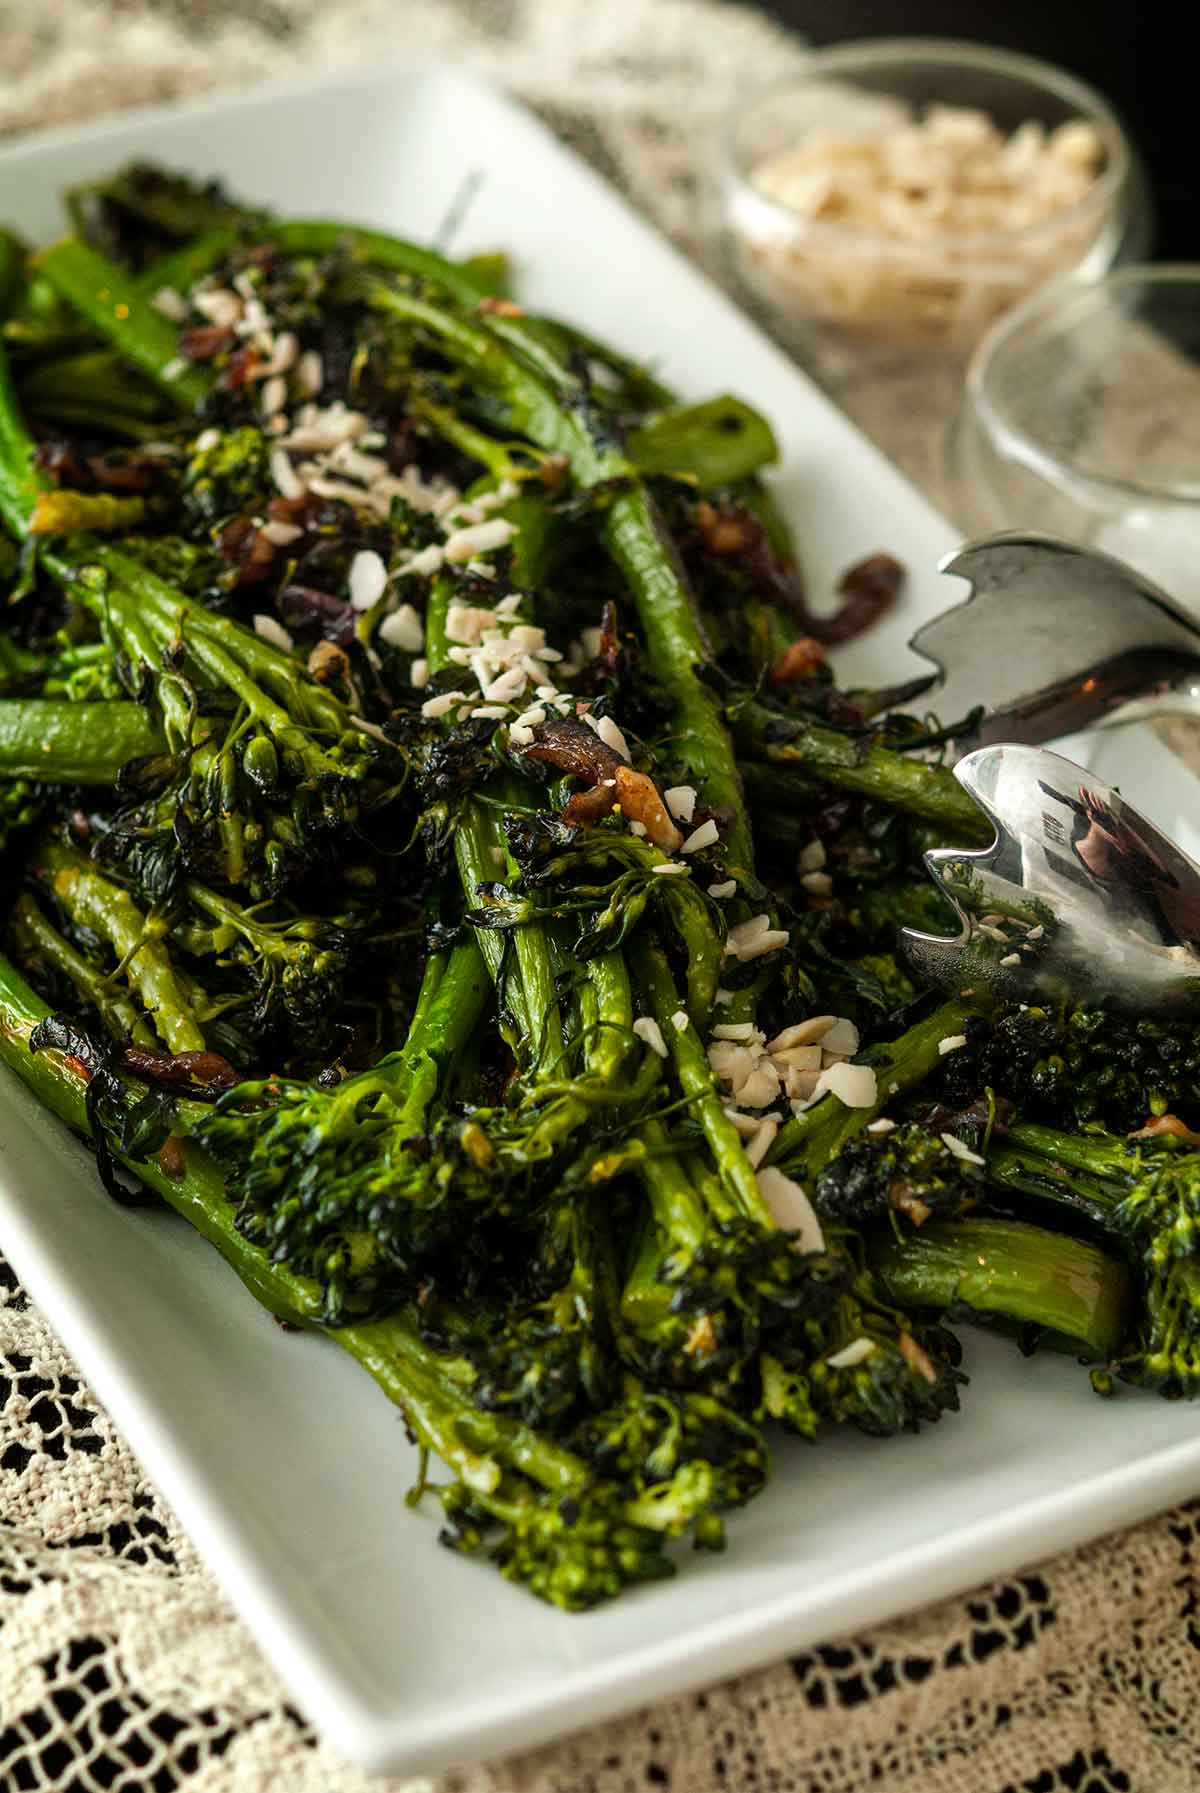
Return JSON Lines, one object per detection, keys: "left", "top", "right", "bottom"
{"left": 754, "top": 2, "right": 1184, "bottom": 258}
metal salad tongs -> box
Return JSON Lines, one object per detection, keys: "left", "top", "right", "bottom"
{"left": 906, "top": 531, "right": 1200, "bottom": 754}
{"left": 895, "top": 532, "right": 1200, "bottom": 1013}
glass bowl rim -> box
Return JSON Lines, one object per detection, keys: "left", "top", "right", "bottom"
{"left": 717, "top": 37, "right": 1131, "bottom": 258}
{"left": 965, "top": 262, "right": 1200, "bottom": 505}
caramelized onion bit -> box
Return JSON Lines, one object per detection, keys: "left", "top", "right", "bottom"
{"left": 116, "top": 1044, "right": 239, "bottom": 1097}
{"left": 832, "top": 552, "right": 905, "bottom": 644}
{"left": 515, "top": 716, "right": 684, "bottom": 853}
{"left": 771, "top": 637, "right": 826, "bottom": 684}
{"left": 520, "top": 715, "right": 622, "bottom": 783}
{"left": 1130, "top": 1113, "right": 1200, "bottom": 1146}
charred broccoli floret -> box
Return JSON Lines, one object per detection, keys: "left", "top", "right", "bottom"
{"left": 439, "top": 1478, "right": 674, "bottom": 1610}
{"left": 180, "top": 425, "right": 270, "bottom": 531}
{"left": 814, "top": 1121, "right": 983, "bottom": 1229}
{"left": 936, "top": 1004, "right": 1200, "bottom": 1134}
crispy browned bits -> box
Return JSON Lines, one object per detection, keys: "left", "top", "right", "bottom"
{"left": 278, "top": 583, "right": 356, "bottom": 644}
{"left": 215, "top": 514, "right": 277, "bottom": 585}
{"left": 519, "top": 715, "right": 623, "bottom": 785}
{"left": 515, "top": 716, "right": 684, "bottom": 854}
{"left": 770, "top": 637, "right": 827, "bottom": 684}
{"left": 1131, "top": 1114, "right": 1200, "bottom": 1145}
{"left": 830, "top": 551, "right": 905, "bottom": 645}
{"left": 306, "top": 638, "right": 354, "bottom": 693}
{"left": 158, "top": 1134, "right": 188, "bottom": 1181}
{"left": 117, "top": 1044, "right": 239, "bottom": 1096}
{"left": 178, "top": 322, "right": 233, "bottom": 361}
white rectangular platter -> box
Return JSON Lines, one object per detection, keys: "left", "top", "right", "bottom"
{"left": 1, "top": 62, "right": 1198, "bottom": 1777}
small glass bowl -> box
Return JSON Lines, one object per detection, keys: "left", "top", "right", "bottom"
{"left": 713, "top": 38, "right": 1138, "bottom": 357}
{"left": 946, "top": 265, "right": 1200, "bottom": 593}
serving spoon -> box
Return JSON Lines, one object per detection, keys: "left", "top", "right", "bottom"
{"left": 901, "top": 742, "right": 1200, "bottom": 1015}
{"left": 904, "top": 532, "right": 1200, "bottom": 758}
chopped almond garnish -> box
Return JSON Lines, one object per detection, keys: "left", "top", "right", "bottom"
{"left": 898, "top": 1330, "right": 938, "bottom": 1385}
{"left": 613, "top": 765, "right": 683, "bottom": 854}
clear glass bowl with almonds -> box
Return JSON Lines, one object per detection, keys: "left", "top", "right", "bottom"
{"left": 713, "top": 38, "right": 1141, "bottom": 357}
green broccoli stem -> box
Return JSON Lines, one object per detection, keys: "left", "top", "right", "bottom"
{"left": 123, "top": 218, "right": 492, "bottom": 312}
{"left": 483, "top": 783, "right": 567, "bottom": 1080}
{"left": 579, "top": 949, "right": 635, "bottom": 1085}
{"left": 368, "top": 283, "right": 754, "bottom": 874}
{"left": 423, "top": 575, "right": 564, "bottom": 1072}
{"left": 0, "top": 634, "right": 36, "bottom": 686}
{"left": 409, "top": 389, "right": 525, "bottom": 481}
{"left": 660, "top": 874, "right": 726, "bottom": 1032}
{"left": 120, "top": 219, "right": 512, "bottom": 369}
{"left": 0, "top": 336, "right": 45, "bottom": 536}
{"left": 92, "top": 545, "right": 346, "bottom": 735}
{"left": 770, "top": 997, "right": 982, "bottom": 1179}
{"left": 273, "top": 221, "right": 492, "bottom": 306}
{"left": 622, "top": 1209, "right": 678, "bottom": 1332}
{"left": 621, "top": 1123, "right": 712, "bottom": 1332}
{"left": 1002, "top": 1121, "right": 1142, "bottom": 1186}
{"left": 32, "top": 837, "right": 206, "bottom": 1054}
{"left": 514, "top": 945, "right": 647, "bottom": 1163}
{"left": 635, "top": 1122, "right": 739, "bottom": 1257}
{"left": 42, "top": 545, "right": 352, "bottom": 776}
{"left": 32, "top": 239, "right": 209, "bottom": 411}
{"left": 500, "top": 314, "right": 675, "bottom": 413}
{"left": 631, "top": 935, "right": 773, "bottom": 1228}
{"left": 982, "top": 1122, "right": 1163, "bottom": 1244}
{"left": 341, "top": 1312, "right": 584, "bottom": 1497}
{"left": 603, "top": 495, "right": 756, "bottom": 875}
{"left": 427, "top": 545, "right": 643, "bottom": 1130}
{"left": 19, "top": 346, "right": 166, "bottom": 419}
{"left": 729, "top": 694, "right": 993, "bottom": 843}
{"left": 8, "top": 890, "right": 155, "bottom": 1046}
{"left": 0, "top": 699, "right": 167, "bottom": 782}
{"left": 130, "top": 228, "right": 246, "bottom": 299}
{"left": 869, "top": 1217, "right": 1133, "bottom": 1359}
{"left": 406, "top": 937, "right": 447, "bottom": 1038}
{"left": 407, "top": 941, "right": 494, "bottom": 1126}
{"left": 453, "top": 795, "right": 533, "bottom": 1045}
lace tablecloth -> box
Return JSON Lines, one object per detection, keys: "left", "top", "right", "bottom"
{"left": 2, "top": 4, "right": 1197, "bottom": 1788}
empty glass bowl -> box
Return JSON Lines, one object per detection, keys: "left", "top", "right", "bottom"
{"left": 713, "top": 38, "right": 1139, "bottom": 358}
{"left": 946, "top": 266, "right": 1200, "bottom": 593}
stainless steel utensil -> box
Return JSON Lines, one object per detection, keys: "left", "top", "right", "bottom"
{"left": 901, "top": 742, "right": 1200, "bottom": 1013}
{"left": 906, "top": 532, "right": 1200, "bottom": 756}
